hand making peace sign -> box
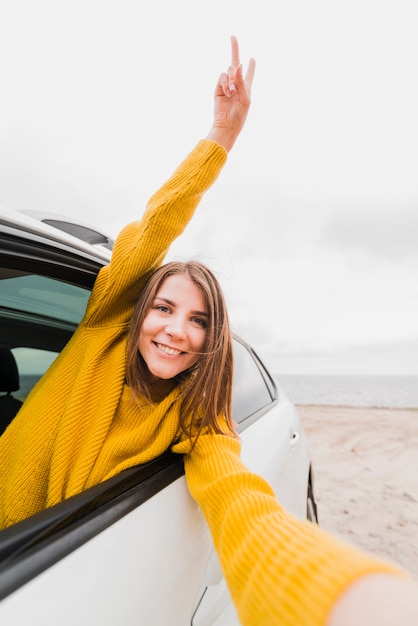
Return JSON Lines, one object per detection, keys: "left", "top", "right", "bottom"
{"left": 207, "top": 36, "right": 256, "bottom": 152}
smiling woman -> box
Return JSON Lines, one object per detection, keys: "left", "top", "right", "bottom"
{"left": 138, "top": 273, "right": 208, "bottom": 380}
{"left": 126, "top": 260, "right": 234, "bottom": 441}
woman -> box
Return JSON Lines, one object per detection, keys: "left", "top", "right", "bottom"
{"left": 0, "top": 36, "right": 251, "bottom": 521}
{"left": 1, "top": 36, "right": 417, "bottom": 626}
{"left": 126, "top": 260, "right": 235, "bottom": 441}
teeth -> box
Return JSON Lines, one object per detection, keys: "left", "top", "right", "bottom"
{"left": 156, "top": 343, "right": 182, "bottom": 356}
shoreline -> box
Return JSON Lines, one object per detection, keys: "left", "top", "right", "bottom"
{"left": 298, "top": 404, "right": 418, "bottom": 578}
{"left": 300, "top": 403, "right": 418, "bottom": 410}
{"left": 277, "top": 373, "right": 418, "bottom": 411}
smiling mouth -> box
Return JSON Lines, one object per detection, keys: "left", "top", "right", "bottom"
{"left": 155, "top": 342, "right": 183, "bottom": 356}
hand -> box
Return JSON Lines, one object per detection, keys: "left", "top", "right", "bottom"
{"left": 206, "top": 36, "right": 256, "bottom": 152}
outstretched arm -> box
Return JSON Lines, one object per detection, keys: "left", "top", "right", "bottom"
{"left": 174, "top": 432, "right": 417, "bottom": 626}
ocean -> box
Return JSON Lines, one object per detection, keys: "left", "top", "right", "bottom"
{"left": 277, "top": 374, "right": 418, "bottom": 409}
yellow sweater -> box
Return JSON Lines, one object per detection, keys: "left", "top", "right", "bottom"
{"left": 0, "top": 140, "right": 402, "bottom": 625}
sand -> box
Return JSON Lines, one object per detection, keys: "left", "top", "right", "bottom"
{"left": 298, "top": 405, "right": 418, "bottom": 578}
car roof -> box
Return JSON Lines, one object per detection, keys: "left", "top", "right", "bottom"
{"left": 19, "top": 210, "right": 114, "bottom": 251}
{"left": 0, "top": 206, "right": 112, "bottom": 264}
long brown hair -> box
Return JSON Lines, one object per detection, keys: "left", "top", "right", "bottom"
{"left": 126, "top": 261, "right": 235, "bottom": 440}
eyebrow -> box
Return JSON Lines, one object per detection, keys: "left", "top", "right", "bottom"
{"left": 154, "top": 296, "right": 209, "bottom": 318}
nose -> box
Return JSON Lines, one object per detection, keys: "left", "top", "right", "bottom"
{"left": 165, "top": 317, "right": 187, "bottom": 339}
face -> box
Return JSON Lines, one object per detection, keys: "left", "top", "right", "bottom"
{"left": 138, "top": 274, "right": 208, "bottom": 381}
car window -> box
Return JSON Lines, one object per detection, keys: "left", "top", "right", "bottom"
{"left": 0, "top": 268, "right": 91, "bottom": 402}
{"left": 0, "top": 271, "right": 90, "bottom": 324}
{"left": 232, "top": 340, "right": 275, "bottom": 424}
{"left": 12, "top": 347, "right": 59, "bottom": 402}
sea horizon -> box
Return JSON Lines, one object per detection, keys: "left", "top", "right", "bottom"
{"left": 276, "top": 373, "right": 418, "bottom": 409}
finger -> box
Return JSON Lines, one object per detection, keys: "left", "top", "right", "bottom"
{"left": 227, "top": 65, "right": 236, "bottom": 93}
{"left": 218, "top": 71, "right": 230, "bottom": 96}
{"left": 230, "top": 35, "right": 240, "bottom": 68}
{"left": 244, "top": 58, "right": 256, "bottom": 94}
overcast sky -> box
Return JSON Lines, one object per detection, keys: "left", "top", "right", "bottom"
{"left": 1, "top": 0, "right": 417, "bottom": 375}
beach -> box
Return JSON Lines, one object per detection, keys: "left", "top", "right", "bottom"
{"left": 299, "top": 405, "right": 418, "bottom": 578}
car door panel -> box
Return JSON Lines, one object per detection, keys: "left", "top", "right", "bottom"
{"left": 0, "top": 476, "right": 213, "bottom": 626}
{"left": 241, "top": 395, "right": 310, "bottom": 519}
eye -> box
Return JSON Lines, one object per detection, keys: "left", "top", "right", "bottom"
{"left": 155, "top": 304, "right": 171, "bottom": 314}
{"left": 192, "top": 316, "right": 208, "bottom": 328}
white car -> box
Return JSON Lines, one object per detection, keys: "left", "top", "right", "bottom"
{"left": 0, "top": 207, "right": 317, "bottom": 625}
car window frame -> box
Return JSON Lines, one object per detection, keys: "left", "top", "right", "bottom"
{"left": 232, "top": 336, "right": 278, "bottom": 431}
{"left": 0, "top": 223, "right": 106, "bottom": 288}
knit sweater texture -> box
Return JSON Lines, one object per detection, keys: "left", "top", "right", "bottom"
{"left": 0, "top": 140, "right": 402, "bottom": 625}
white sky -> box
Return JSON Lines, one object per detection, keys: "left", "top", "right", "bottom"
{"left": 1, "top": 0, "right": 417, "bottom": 375}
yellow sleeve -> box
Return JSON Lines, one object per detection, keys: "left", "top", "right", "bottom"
{"left": 86, "top": 139, "right": 227, "bottom": 326}
{"left": 174, "top": 434, "right": 405, "bottom": 626}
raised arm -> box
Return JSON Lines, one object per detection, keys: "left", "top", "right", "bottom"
{"left": 86, "top": 37, "right": 255, "bottom": 326}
